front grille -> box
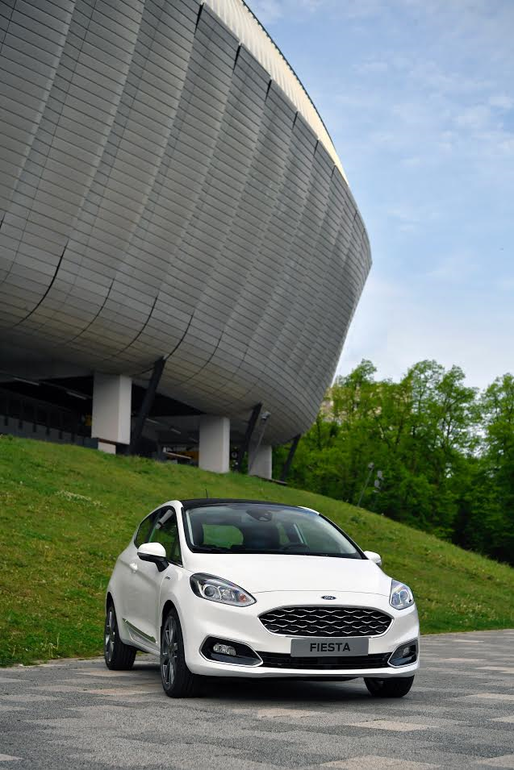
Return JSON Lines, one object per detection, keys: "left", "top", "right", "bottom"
{"left": 258, "top": 652, "right": 390, "bottom": 670}
{"left": 259, "top": 606, "right": 392, "bottom": 637}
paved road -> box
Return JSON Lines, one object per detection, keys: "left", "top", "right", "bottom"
{"left": 1, "top": 630, "right": 513, "bottom": 769}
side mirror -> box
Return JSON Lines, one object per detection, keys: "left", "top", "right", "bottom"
{"left": 363, "top": 550, "right": 382, "bottom": 566}
{"left": 137, "top": 542, "right": 168, "bottom": 572}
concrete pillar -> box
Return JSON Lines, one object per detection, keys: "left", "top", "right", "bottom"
{"left": 92, "top": 373, "right": 132, "bottom": 453}
{"left": 248, "top": 443, "right": 272, "bottom": 479}
{"left": 199, "top": 416, "right": 230, "bottom": 473}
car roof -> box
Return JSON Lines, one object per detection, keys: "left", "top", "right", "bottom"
{"left": 180, "top": 498, "right": 303, "bottom": 509}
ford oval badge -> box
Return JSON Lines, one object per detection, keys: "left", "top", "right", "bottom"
{"left": 321, "top": 595, "right": 336, "bottom": 600}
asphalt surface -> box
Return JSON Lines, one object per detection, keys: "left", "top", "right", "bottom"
{"left": 1, "top": 630, "right": 513, "bottom": 769}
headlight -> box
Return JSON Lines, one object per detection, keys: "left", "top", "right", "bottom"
{"left": 390, "top": 579, "right": 414, "bottom": 610}
{"left": 190, "top": 573, "right": 256, "bottom": 607}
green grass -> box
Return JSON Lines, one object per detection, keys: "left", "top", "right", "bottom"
{"left": 0, "top": 435, "right": 513, "bottom": 667}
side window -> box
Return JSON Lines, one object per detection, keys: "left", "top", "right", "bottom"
{"left": 149, "top": 508, "right": 182, "bottom": 564}
{"left": 134, "top": 512, "right": 158, "bottom": 547}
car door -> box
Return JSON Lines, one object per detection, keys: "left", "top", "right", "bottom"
{"left": 113, "top": 509, "right": 158, "bottom": 633}
{"left": 129, "top": 505, "right": 182, "bottom": 649}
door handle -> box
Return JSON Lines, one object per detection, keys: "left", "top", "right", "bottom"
{"left": 129, "top": 562, "right": 138, "bottom": 573}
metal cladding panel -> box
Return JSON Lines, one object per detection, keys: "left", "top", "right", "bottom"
{"left": 205, "top": 0, "right": 346, "bottom": 181}
{"left": 0, "top": 0, "right": 371, "bottom": 445}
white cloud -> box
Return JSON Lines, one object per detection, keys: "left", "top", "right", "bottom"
{"left": 489, "top": 94, "right": 514, "bottom": 110}
{"left": 496, "top": 275, "right": 514, "bottom": 291}
{"left": 382, "top": 203, "right": 441, "bottom": 236}
{"left": 454, "top": 104, "right": 494, "bottom": 130}
{"left": 400, "top": 155, "right": 424, "bottom": 168}
{"left": 353, "top": 59, "right": 389, "bottom": 75}
{"left": 425, "top": 253, "right": 478, "bottom": 283}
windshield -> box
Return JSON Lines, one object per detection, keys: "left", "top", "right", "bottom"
{"left": 183, "top": 503, "right": 362, "bottom": 558}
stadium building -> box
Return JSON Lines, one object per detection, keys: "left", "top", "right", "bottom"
{"left": 0, "top": 0, "right": 371, "bottom": 476}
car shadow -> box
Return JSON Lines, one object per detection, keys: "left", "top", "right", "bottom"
{"left": 201, "top": 679, "right": 369, "bottom": 703}
{"left": 131, "top": 661, "right": 371, "bottom": 702}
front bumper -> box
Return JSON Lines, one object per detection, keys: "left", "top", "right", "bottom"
{"left": 180, "top": 590, "right": 420, "bottom": 678}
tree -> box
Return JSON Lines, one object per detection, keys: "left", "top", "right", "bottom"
{"left": 463, "top": 374, "right": 514, "bottom": 562}
{"left": 274, "top": 361, "right": 513, "bottom": 565}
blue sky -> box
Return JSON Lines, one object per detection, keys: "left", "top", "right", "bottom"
{"left": 246, "top": 0, "right": 513, "bottom": 389}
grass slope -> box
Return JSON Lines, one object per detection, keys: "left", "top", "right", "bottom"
{"left": 1, "top": 436, "right": 513, "bottom": 666}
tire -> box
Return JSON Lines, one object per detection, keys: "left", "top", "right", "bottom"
{"left": 160, "top": 608, "right": 200, "bottom": 698}
{"left": 364, "top": 675, "right": 415, "bottom": 698}
{"left": 104, "top": 602, "right": 136, "bottom": 671}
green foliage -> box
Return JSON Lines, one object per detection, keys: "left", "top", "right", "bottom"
{"left": 279, "top": 360, "right": 514, "bottom": 564}
{"left": 1, "top": 436, "right": 513, "bottom": 667}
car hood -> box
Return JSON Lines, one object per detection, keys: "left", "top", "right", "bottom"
{"left": 183, "top": 553, "right": 391, "bottom": 596}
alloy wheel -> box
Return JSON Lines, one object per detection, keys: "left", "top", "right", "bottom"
{"left": 104, "top": 606, "right": 116, "bottom": 664}
{"left": 161, "top": 615, "right": 179, "bottom": 689}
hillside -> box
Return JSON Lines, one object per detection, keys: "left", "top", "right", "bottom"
{"left": 0, "top": 436, "right": 513, "bottom": 667}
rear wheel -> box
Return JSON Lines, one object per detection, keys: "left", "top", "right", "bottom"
{"left": 104, "top": 602, "right": 136, "bottom": 670}
{"left": 364, "top": 675, "right": 415, "bottom": 698}
{"left": 160, "top": 608, "right": 200, "bottom": 698}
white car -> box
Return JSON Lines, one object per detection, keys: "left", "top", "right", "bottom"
{"left": 105, "top": 499, "right": 419, "bottom": 698}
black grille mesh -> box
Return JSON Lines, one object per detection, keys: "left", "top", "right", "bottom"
{"left": 259, "top": 606, "right": 392, "bottom": 637}
{"left": 258, "top": 652, "right": 390, "bottom": 670}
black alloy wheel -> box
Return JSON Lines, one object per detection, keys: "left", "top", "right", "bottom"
{"left": 160, "top": 608, "right": 200, "bottom": 698}
{"left": 104, "top": 602, "right": 136, "bottom": 670}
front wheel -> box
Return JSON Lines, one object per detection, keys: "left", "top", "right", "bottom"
{"left": 364, "top": 675, "right": 415, "bottom": 698}
{"left": 104, "top": 602, "right": 136, "bottom": 670}
{"left": 160, "top": 609, "right": 200, "bottom": 698}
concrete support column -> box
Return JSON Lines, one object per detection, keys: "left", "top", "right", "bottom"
{"left": 92, "top": 373, "right": 132, "bottom": 453}
{"left": 199, "top": 415, "right": 230, "bottom": 473}
{"left": 248, "top": 443, "right": 272, "bottom": 479}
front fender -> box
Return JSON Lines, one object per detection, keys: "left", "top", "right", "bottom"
{"left": 158, "top": 567, "right": 193, "bottom": 649}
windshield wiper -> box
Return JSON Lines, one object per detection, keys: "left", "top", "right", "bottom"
{"left": 192, "top": 545, "right": 230, "bottom": 553}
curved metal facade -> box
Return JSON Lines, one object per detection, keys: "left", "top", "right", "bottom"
{"left": 0, "top": 0, "right": 371, "bottom": 444}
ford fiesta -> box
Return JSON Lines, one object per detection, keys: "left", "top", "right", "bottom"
{"left": 104, "top": 499, "right": 419, "bottom": 698}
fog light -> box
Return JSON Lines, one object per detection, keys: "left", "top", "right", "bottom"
{"left": 212, "top": 643, "right": 237, "bottom": 656}
{"left": 389, "top": 640, "right": 418, "bottom": 667}
{"left": 201, "top": 637, "right": 262, "bottom": 666}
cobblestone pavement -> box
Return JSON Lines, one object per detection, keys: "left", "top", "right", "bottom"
{"left": 1, "top": 630, "right": 513, "bottom": 769}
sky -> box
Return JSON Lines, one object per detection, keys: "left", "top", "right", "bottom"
{"left": 246, "top": 0, "right": 514, "bottom": 390}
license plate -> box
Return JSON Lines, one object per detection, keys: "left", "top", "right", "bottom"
{"left": 291, "top": 637, "right": 369, "bottom": 657}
